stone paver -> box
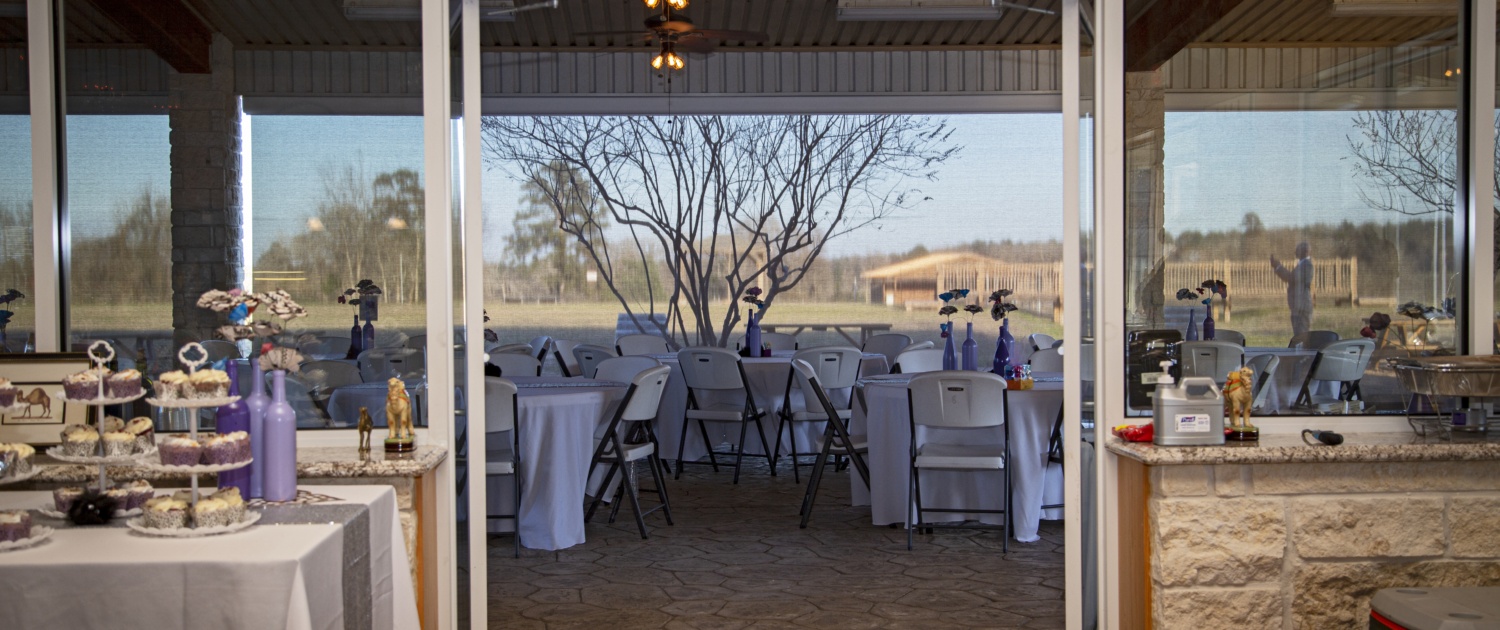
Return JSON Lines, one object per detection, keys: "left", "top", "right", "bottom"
{"left": 487, "top": 458, "right": 1066, "bottom": 628}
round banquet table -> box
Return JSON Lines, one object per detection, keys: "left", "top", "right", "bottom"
{"left": 649, "top": 351, "right": 890, "bottom": 464}
{"left": 480, "top": 376, "right": 627, "bottom": 550}
{"left": 851, "top": 372, "right": 1064, "bottom": 543}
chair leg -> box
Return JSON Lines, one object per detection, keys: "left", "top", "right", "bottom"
{"left": 772, "top": 413, "right": 788, "bottom": 475}
{"left": 784, "top": 418, "right": 803, "bottom": 484}
{"left": 675, "top": 418, "right": 690, "bottom": 480}
{"left": 732, "top": 416, "right": 750, "bottom": 485}
{"left": 697, "top": 419, "right": 721, "bottom": 472}
{"left": 799, "top": 430, "right": 836, "bottom": 528}
{"left": 907, "top": 464, "right": 918, "bottom": 550}
{"left": 513, "top": 468, "right": 522, "bottom": 558}
{"left": 647, "top": 452, "right": 674, "bottom": 526}
{"left": 752, "top": 416, "right": 776, "bottom": 477}
{"left": 620, "top": 458, "right": 650, "bottom": 539}
{"left": 586, "top": 460, "right": 621, "bottom": 523}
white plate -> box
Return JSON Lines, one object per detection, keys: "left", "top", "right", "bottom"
{"left": 0, "top": 526, "right": 55, "bottom": 552}
{"left": 35, "top": 504, "right": 143, "bottom": 520}
{"left": 54, "top": 391, "right": 146, "bottom": 406}
{"left": 44, "top": 445, "right": 157, "bottom": 465}
{"left": 144, "top": 457, "right": 252, "bottom": 473}
{"left": 126, "top": 510, "right": 260, "bottom": 538}
{"left": 0, "top": 467, "right": 39, "bottom": 486}
{"left": 146, "top": 396, "right": 241, "bottom": 409}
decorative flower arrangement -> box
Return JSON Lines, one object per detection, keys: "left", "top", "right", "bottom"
{"left": 1361, "top": 312, "right": 1392, "bottom": 339}
{"left": 741, "top": 287, "right": 766, "bottom": 312}
{"left": 338, "top": 279, "right": 383, "bottom": 311}
{"left": 1177, "top": 279, "right": 1227, "bottom": 308}
{"left": 937, "top": 288, "right": 969, "bottom": 337}
{"left": 989, "top": 289, "right": 1017, "bottom": 321}
{"left": 0, "top": 288, "right": 24, "bottom": 334}
{"left": 483, "top": 309, "right": 498, "bottom": 343}
{"left": 198, "top": 288, "right": 309, "bottom": 370}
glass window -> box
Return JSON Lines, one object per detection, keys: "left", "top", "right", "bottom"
{"left": 1122, "top": 1, "right": 1463, "bottom": 415}
{"left": 0, "top": 5, "right": 30, "bottom": 352}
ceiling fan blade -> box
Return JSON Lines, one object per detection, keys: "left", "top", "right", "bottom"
{"left": 687, "top": 28, "right": 769, "bottom": 42}
{"left": 676, "top": 36, "right": 717, "bottom": 54}
{"left": 574, "top": 30, "right": 653, "bottom": 37}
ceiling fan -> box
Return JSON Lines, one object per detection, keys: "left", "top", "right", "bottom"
{"left": 578, "top": 0, "right": 769, "bottom": 71}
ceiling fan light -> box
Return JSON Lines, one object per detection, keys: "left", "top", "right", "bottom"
{"left": 644, "top": 0, "right": 688, "bottom": 8}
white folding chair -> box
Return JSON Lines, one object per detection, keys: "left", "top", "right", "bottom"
{"left": 862, "top": 333, "right": 913, "bottom": 372}
{"left": 892, "top": 347, "right": 945, "bottom": 374}
{"left": 300, "top": 359, "right": 363, "bottom": 411}
{"left": 1294, "top": 339, "right": 1375, "bottom": 408}
{"left": 1246, "top": 353, "right": 1281, "bottom": 412}
{"left": 617, "top": 334, "right": 671, "bottom": 356}
{"left": 1289, "top": 330, "right": 1340, "bottom": 350}
{"left": 1028, "top": 333, "right": 1057, "bottom": 352}
{"left": 1214, "top": 329, "right": 1247, "bottom": 346}
{"left": 584, "top": 365, "right": 674, "bottom": 538}
{"left": 1176, "top": 340, "right": 1245, "bottom": 385}
{"left": 792, "top": 359, "right": 870, "bottom": 529}
{"left": 736, "top": 332, "right": 797, "bottom": 352}
{"left": 299, "top": 334, "right": 352, "bottom": 358}
{"left": 1029, "top": 347, "right": 1065, "bottom": 372}
{"left": 489, "top": 343, "right": 534, "bottom": 356}
{"left": 482, "top": 376, "right": 521, "bottom": 557}
{"left": 487, "top": 353, "right": 541, "bottom": 377}
{"left": 674, "top": 347, "right": 775, "bottom": 484}
{"left": 593, "top": 356, "right": 662, "bottom": 385}
{"left": 280, "top": 372, "right": 328, "bottom": 427}
{"left": 526, "top": 336, "right": 552, "bottom": 362}
{"left": 404, "top": 334, "right": 427, "bottom": 350}
{"left": 906, "top": 371, "right": 1009, "bottom": 550}
{"left": 776, "top": 347, "right": 862, "bottom": 483}
{"left": 572, "top": 344, "right": 618, "bottom": 379}
{"left": 550, "top": 339, "right": 582, "bottom": 377}
{"left": 357, "top": 347, "right": 421, "bottom": 382}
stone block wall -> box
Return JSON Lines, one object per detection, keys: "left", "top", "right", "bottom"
{"left": 1149, "top": 461, "right": 1500, "bottom": 628}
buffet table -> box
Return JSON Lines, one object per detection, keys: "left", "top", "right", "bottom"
{"left": 0, "top": 484, "right": 417, "bottom": 630}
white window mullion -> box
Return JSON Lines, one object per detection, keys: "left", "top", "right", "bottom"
{"left": 27, "top": 0, "right": 62, "bottom": 352}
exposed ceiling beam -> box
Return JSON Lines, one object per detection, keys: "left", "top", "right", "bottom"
{"left": 85, "top": 0, "right": 213, "bottom": 74}
{"left": 1124, "top": 0, "right": 1244, "bottom": 72}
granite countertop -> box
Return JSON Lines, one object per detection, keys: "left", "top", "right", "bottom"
{"left": 1105, "top": 432, "right": 1500, "bottom": 465}
{"left": 17, "top": 445, "right": 447, "bottom": 484}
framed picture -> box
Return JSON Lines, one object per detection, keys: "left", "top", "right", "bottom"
{"left": 0, "top": 353, "right": 94, "bottom": 444}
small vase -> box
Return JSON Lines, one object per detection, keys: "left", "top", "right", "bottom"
{"left": 744, "top": 310, "right": 762, "bottom": 355}
{"left": 264, "top": 370, "right": 298, "bottom": 502}
{"left": 347, "top": 314, "right": 363, "bottom": 359}
{"left": 1202, "top": 304, "right": 1216, "bottom": 341}
{"left": 942, "top": 323, "right": 957, "bottom": 370}
{"left": 244, "top": 362, "right": 271, "bottom": 498}
{"left": 1185, "top": 309, "right": 1199, "bottom": 341}
{"left": 362, "top": 319, "right": 376, "bottom": 352}
{"left": 961, "top": 322, "right": 979, "bottom": 371}
{"left": 993, "top": 319, "right": 1014, "bottom": 375}
{"left": 216, "top": 361, "right": 251, "bottom": 497}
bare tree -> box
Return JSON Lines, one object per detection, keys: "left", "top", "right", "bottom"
{"left": 481, "top": 115, "right": 957, "bottom": 347}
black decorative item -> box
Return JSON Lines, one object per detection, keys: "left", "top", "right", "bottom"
{"left": 67, "top": 489, "right": 119, "bottom": 526}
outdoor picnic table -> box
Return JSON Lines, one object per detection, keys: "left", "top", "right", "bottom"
{"left": 756, "top": 322, "right": 893, "bottom": 346}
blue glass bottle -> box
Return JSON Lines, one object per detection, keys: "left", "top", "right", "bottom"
{"left": 347, "top": 314, "right": 363, "bottom": 359}
{"left": 961, "top": 322, "right": 978, "bottom": 370}
{"left": 941, "top": 322, "right": 957, "bottom": 370}
{"left": 993, "top": 318, "right": 1013, "bottom": 375}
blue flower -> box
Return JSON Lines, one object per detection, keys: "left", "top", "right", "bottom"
{"left": 938, "top": 292, "right": 953, "bottom": 302}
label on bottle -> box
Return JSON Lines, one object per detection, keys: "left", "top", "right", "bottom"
{"left": 1174, "top": 414, "right": 1211, "bottom": 433}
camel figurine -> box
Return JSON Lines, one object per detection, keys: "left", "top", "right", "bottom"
{"left": 1224, "top": 365, "right": 1256, "bottom": 433}
{"left": 358, "top": 407, "right": 373, "bottom": 455}
{"left": 384, "top": 377, "right": 415, "bottom": 452}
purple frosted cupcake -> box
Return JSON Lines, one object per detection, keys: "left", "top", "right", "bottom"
{"left": 157, "top": 435, "right": 202, "bottom": 467}
{"left": 52, "top": 486, "right": 84, "bottom": 513}
{"left": 104, "top": 488, "right": 130, "bottom": 512}
{"left": 105, "top": 369, "right": 142, "bottom": 399}
{"left": 121, "top": 480, "right": 154, "bottom": 510}
{"left": 203, "top": 431, "right": 251, "bottom": 465}
{"left": 0, "top": 510, "right": 31, "bottom": 542}
{"left": 0, "top": 378, "right": 18, "bottom": 407}
{"left": 63, "top": 370, "right": 102, "bottom": 400}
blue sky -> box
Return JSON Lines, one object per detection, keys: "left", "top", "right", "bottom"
{"left": 0, "top": 110, "right": 1439, "bottom": 262}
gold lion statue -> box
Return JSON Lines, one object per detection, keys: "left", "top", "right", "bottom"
{"left": 1224, "top": 365, "right": 1256, "bottom": 430}
{"left": 385, "top": 377, "right": 413, "bottom": 445}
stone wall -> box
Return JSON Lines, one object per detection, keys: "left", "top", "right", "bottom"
{"left": 1149, "top": 461, "right": 1500, "bottom": 628}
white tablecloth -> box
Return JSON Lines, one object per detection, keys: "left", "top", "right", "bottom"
{"left": 652, "top": 352, "right": 889, "bottom": 463}
{"left": 483, "top": 378, "right": 627, "bottom": 550}
{"left": 0, "top": 484, "right": 417, "bottom": 630}
{"left": 1244, "top": 347, "right": 1321, "bottom": 413}
{"left": 328, "top": 377, "right": 451, "bottom": 429}
{"left": 852, "top": 376, "right": 1063, "bottom": 543}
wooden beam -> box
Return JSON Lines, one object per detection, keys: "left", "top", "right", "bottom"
{"left": 1125, "top": 0, "right": 1245, "bottom": 72}
{"left": 85, "top": 0, "right": 212, "bottom": 74}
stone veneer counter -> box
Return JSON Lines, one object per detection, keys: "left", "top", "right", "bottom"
{"left": 1105, "top": 431, "right": 1500, "bottom": 628}
{"left": 24, "top": 444, "right": 446, "bottom": 483}
{"left": 1106, "top": 431, "right": 1500, "bottom": 465}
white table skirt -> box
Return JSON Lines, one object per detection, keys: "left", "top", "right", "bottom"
{"left": 852, "top": 378, "right": 1063, "bottom": 543}
{"left": 484, "top": 381, "right": 627, "bottom": 550}
{"left": 0, "top": 484, "right": 416, "bottom": 630}
{"left": 653, "top": 352, "right": 889, "bottom": 463}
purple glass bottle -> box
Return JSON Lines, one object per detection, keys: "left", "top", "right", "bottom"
{"left": 1202, "top": 304, "right": 1216, "bottom": 340}
{"left": 993, "top": 318, "right": 1013, "bottom": 375}
{"left": 347, "top": 314, "right": 363, "bottom": 359}
{"left": 961, "top": 322, "right": 979, "bottom": 371}
{"left": 216, "top": 361, "right": 251, "bottom": 496}
{"left": 263, "top": 370, "right": 298, "bottom": 502}
{"left": 244, "top": 361, "right": 271, "bottom": 498}
{"left": 362, "top": 319, "right": 376, "bottom": 352}
{"left": 941, "top": 322, "right": 957, "bottom": 370}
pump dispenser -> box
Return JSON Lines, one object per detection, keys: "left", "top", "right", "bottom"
{"left": 1152, "top": 359, "right": 1226, "bottom": 446}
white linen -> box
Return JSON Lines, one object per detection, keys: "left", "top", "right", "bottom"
{"left": 851, "top": 380, "right": 1063, "bottom": 543}
{"left": 484, "top": 381, "right": 627, "bottom": 550}
{"left": 0, "top": 484, "right": 416, "bottom": 630}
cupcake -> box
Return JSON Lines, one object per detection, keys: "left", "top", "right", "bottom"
{"left": 104, "top": 487, "right": 130, "bottom": 512}
{"left": 125, "top": 417, "right": 155, "bottom": 452}
{"left": 52, "top": 486, "right": 84, "bottom": 513}
{"left": 102, "top": 431, "right": 136, "bottom": 457}
{"left": 62, "top": 370, "right": 102, "bottom": 400}
{"left": 120, "top": 480, "right": 154, "bottom": 510}
{"left": 192, "top": 498, "right": 231, "bottom": 528}
{"left": 98, "top": 416, "right": 125, "bottom": 433}
{"left": 0, "top": 378, "right": 18, "bottom": 407}
{"left": 0, "top": 443, "right": 35, "bottom": 475}
{"left": 105, "top": 369, "right": 143, "bottom": 399}
{"left": 142, "top": 497, "right": 188, "bottom": 529}
{"left": 0, "top": 510, "right": 32, "bottom": 542}
{"left": 188, "top": 369, "right": 229, "bottom": 400}
{"left": 171, "top": 489, "right": 194, "bottom": 503}
{"left": 157, "top": 435, "right": 202, "bottom": 466}
{"left": 211, "top": 487, "right": 246, "bottom": 523}
{"left": 63, "top": 429, "right": 100, "bottom": 458}
{"left": 156, "top": 371, "right": 189, "bottom": 401}
{"left": 203, "top": 431, "right": 250, "bottom": 465}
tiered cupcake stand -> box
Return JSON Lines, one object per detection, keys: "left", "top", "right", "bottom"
{"left": 42, "top": 341, "right": 154, "bottom": 520}
{"left": 0, "top": 403, "right": 52, "bottom": 551}
{"left": 127, "top": 342, "right": 259, "bottom": 537}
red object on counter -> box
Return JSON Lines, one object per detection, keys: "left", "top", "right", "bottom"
{"left": 1111, "top": 423, "right": 1154, "bottom": 442}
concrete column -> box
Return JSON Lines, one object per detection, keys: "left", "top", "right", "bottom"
{"left": 169, "top": 33, "right": 241, "bottom": 346}
{"left": 1125, "top": 69, "right": 1167, "bottom": 325}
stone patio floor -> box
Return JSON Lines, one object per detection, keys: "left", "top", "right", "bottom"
{"left": 482, "top": 458, "right": 1067, "bottom": 629}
